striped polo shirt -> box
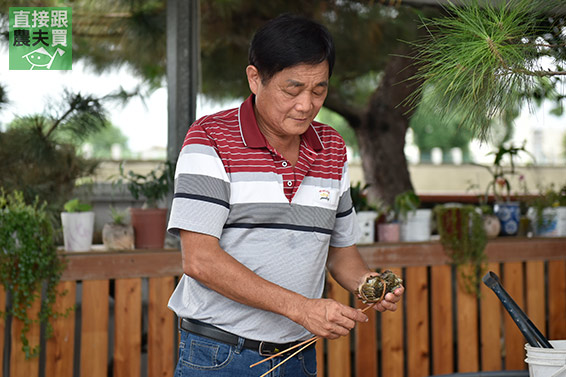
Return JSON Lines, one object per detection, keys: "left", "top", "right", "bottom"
{"left": 167, "top": 95, "right": 360, "bottom": 343}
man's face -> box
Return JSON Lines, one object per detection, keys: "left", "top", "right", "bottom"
{"left": 247, "top": 62, "right": 329, "bottom": 139}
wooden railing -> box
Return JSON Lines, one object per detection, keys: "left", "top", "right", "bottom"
{"left": 1, "top": 238, "right": 565, "bottom": 377}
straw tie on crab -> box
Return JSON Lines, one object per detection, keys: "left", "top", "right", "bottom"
{"left": 356, "top": 270, "right": 404, "bottom": 304}
{"left": 250, "top": 270, "right": 403, "bottom": 376}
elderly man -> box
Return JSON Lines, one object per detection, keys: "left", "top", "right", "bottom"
{"left": 167, "top": 13, "right": 404, "bottom": 376}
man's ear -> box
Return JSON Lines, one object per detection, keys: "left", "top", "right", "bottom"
{"left": 246, "top": 65, "right": 261, "bottom": 95}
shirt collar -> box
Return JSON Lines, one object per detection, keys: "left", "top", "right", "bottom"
{"left": 238, "top": 95, "right": 324, "bottom": 152}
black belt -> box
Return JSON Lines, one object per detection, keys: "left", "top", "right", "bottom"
{"left": 180, "top": 318, "right": 307, "bottom": 356}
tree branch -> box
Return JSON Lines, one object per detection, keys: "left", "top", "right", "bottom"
{"left": 45, "top": 105, "right": 76, "bottom": 139}
{"left": 323, "top": 91, "right": 364, "bottom": 130}
{"left": 488, "top": 38, "right": 566, "bottom": 77}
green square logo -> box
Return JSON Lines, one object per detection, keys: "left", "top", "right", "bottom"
{"left": 9, "top": 7, "right": 72, "bottom": 70}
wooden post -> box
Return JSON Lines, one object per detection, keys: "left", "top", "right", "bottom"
{"left": 548, "top": 260, "right": 566, "bottom": 340}
{"left": 480, "top": 262, "right": 503, "bottom": 371}
{"left": 503, "top": 262, "right": 526, "bottom": 370}
{"left": 114, "top": 278, "right": 142, "bottom": 377}
{"left": 326, "top": 275, "right": 351, "bottom": 377}
{"left": 148, "top": 277, "right": 176, "bottom": 377}
{"left": 45, "top": 281, "right": 76, "bottom": 377}
{"left": 406, "top": 266, "right": 430, "bottom": 377}
{"left": 431, "top": 264, "right": 454, "bottom": 375}
{"left": 456, "top": 265, "right": 479, "bottom": 372}
{"left": 10, "top": 298, "right": 41, "bottom": 377}
{"left": 80, "top": 280, "right": 110, "bottom": 377}
{"left": 381, "top": 267, "right": 404, "bottom": 377}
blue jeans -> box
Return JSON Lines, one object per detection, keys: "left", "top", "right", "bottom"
{"left": 175, "top": 329, "right": 317, "bottom": 377}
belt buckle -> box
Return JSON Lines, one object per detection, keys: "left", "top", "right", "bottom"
{"left": 258, "top": 341, "right": 283, "bottom": 356}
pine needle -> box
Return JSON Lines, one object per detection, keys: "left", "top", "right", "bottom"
{"left": 405, "top": 0, "right": 566, "bottom": 140}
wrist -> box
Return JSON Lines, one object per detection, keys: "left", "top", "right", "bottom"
{"left": 284, "top": 294, "right": 309, "bottom": 325}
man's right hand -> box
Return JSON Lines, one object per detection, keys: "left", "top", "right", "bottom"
{"left": 295, "top": 297, "right": 368, "bottom": 339}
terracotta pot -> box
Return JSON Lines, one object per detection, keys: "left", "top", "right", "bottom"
{"left": 378, "top": 223, "right": 400, "bottom": 242}
{"left": 130, "top": 208, "right": 168, "bottom": 249}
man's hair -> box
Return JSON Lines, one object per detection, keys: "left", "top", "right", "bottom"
{"left": 248, "top": 14, "right": 335, "bottom": 82}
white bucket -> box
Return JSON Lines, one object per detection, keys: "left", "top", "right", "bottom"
{"left": 525, "top": 340, "right": 566, "bottom": 377}
{"left": 401, "top": 209, "right": 432, "bottom": 242}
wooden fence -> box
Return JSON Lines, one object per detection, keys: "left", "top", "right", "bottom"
{"left": 1, "top": 238, "right": 565, "bottom": 377}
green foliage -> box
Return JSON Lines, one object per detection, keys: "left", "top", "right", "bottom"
{"left": 475, "top": 142, "right": 534, "bottom": 202}
{"left": 529, "top": 183, "right": 566, "bottom": 230}
{"left": 434, "top": 204, "right": 487, "bottom": 295}
{"left": 0, "top": 83, "right": 7, "bottom": 110}
{"left": 0, "top": 120, "right": 98, "bottom": 216}
{"left": 116, "top": 160, "right": 175, "bottom": 208}
{"left": 109, "top": 206, "right": 127, "bottom": 225}
{"left": 0, "top": 92, "right": 109, "bottom": 215}
{"left": 394, "top": 190, "right": 420, "bottom": 221}
{"left": 0, "top": 190, "right": 71, "bottom": 359}
{"left": 409, "top": 84, "right": 475, "bottom": 160}
{"left": 63, "top": 198, "right": 93, "bottom": 213}
{"left": 81, "top": 123, "right": 132, "bottom": 159}
{"left": 408, "top": 0, "right": 566, "bottom": 140}
{"left": 350, "top": 182, "right": 377, "bottom": 212}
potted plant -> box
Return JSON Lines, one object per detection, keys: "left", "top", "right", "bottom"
{"left": 376, "top": 203, "right": 401, "bottom": 242}
{"left": 434, "top": 203, "right": 487, "bottom": 294}
{"left": 102, "top": 206, "right": 134, "bottom": 250}
{"left": 61, "top": 198, "right": 95, "bottom": 252}
{"left": 475, "top": 142, "right": 534, "bottom": 236}
{"left": 528, "top": 184, "right": 566, "bottom": 237}
{"left": 395, "top": 190, "right": 432, "bottom": 242}
{"left": 479, "top": 204, "right": 501, "bottom": 239}
{"left": 350, "top": 181, "right": 378, "bottom": 244}
{"left": 0, "top": 190, "right": 71, "bottom": 359}
{"left": 116, "top": 160, "right": 174, "bottom": 249}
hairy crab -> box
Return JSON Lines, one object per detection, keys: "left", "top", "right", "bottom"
{"left": 357, "top": 270, "right": 403, "bottom": 303}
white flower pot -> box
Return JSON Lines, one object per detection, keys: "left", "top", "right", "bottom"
{"left": 61, "top": 211, "right": 95, "bottom": 252}
{"left": 356, "top": 211, "right": 378, "bottom": 244}
{"left": 401, "top": 209, "right": 432, "bottom": 242}
{"left": 529, "top": 206, "right": 566, "bottom": 237}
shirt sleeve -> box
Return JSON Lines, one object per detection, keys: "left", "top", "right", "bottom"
{"left": 167, "top": 123, "right": 231, "bottom": 239}
{"left": 329, "top": 150, "right": 361, "bottom": 247}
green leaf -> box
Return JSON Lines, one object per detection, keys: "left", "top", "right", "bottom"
{"left": 0, "top": 190, "right": 72, "bottom": 359}
{"left": 63, "top": 198, "right": 92, "bottom": 213}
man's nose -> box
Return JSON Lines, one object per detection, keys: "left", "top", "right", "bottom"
{"left": 295, "top": 92, "right": 314, "bottom": 113}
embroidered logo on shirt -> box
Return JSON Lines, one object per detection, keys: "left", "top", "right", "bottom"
{"left": 319, "top": 189, "right": 330, "bottom": 201}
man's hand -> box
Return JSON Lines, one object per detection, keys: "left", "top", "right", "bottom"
{"left": 372, "top": 286, "right": 404, "bottom": 312}
{"left": 296, "top": 298, "right": 369, "bottom": 339}
{"left": 357, "top": 271, "right": 405, "bottom": 312}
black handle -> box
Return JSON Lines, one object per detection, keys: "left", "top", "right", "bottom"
{"left": 482, "top": 271, "right": 553, "bottom": 348}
